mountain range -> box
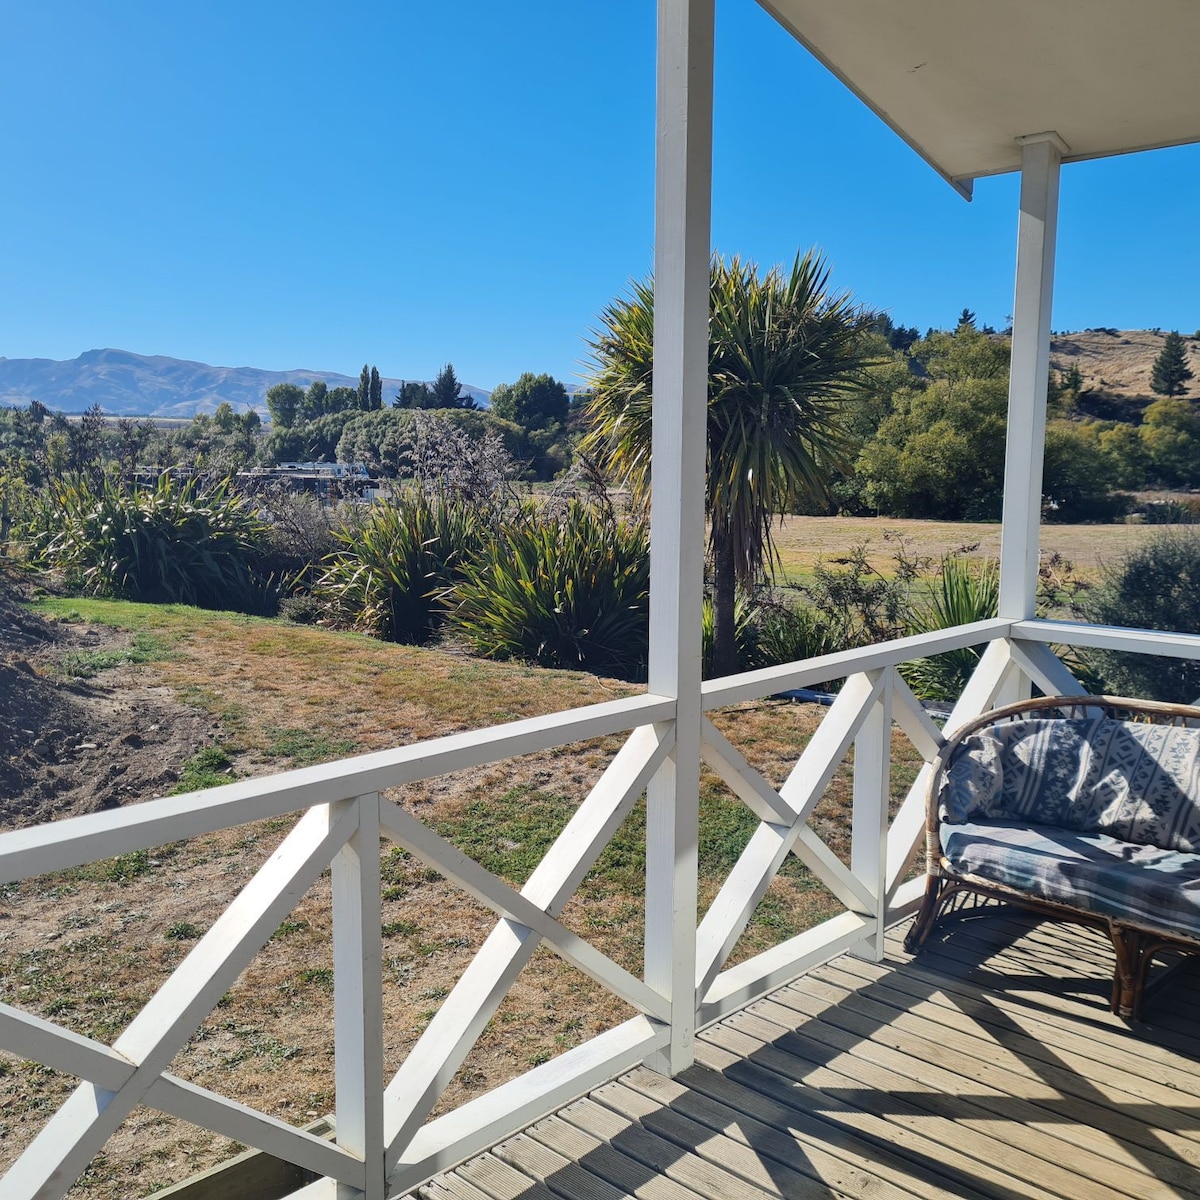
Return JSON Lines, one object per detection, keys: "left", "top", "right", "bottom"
{"left": 2, "top": 332, "right": 1193, "bottom": 423}
{"left": 0, "top": 348, "right": 491, "bottom": 417}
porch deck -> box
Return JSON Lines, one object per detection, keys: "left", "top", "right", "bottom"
{"left": 421, "top": 914, "right": 1200, "bottom": 1200}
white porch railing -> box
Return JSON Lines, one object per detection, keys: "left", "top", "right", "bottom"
{"left": 3, "top": 618, "right": 1199, "bottom": 1200}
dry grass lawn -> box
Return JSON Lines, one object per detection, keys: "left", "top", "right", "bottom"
{"left": 770, "top": 513, "right": 1166, "bottom": 586}
{"left": 1, "top": 508, "right": 1174, "bottom": 1195}
{"left": 0, "top": 597, "right": 926, "bottom": 1198}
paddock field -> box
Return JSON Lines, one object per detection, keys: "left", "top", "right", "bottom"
{"left": 771, "top": 515, "right": 1170, "bottom": 585}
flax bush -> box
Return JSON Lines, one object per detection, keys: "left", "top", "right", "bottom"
{"left": 900, "top": 554, "right": 999, "bottom": 701}
{"left": 449, "top": 500, "right": 650, "bottom": 676}
{"left": 700, "top": 592, "right": 759, "bottom": 678}
{"left": 31, "top": 471, "right": 269, "bottom": 611}
{"left": 748, "top": 592, "right": 840, "bottom": 671}
{"left": 312, "top": 490, "right": 482, "bottom": 644}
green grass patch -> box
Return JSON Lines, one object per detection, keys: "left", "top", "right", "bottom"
{"left": 101, "top": 850, "right": 153, "bottom": 882}
{"left": 174, "top": 684, "right": 249, "bottom": 736}
{"left": 266, "top": 726, "right": 359, "bottom": 767}
{"left": 56, "top": 631, "right": 175, "bottom": 678}
{"left": 28, "top": 595, "right": 263, "bottom": 631}
{"left": 298, "top": 967, "right": 334, "bottom": 990}
{"left": 433, "top": 782, "right": 803, "bottom": 898}
{"left": 433, "top": 787, "right": 595, "bottom": 887}
{"left": 382, "top": 919, "right": 422, "bottom": 937}
{"left": 171, "top": 747, "right": 235, "bottom": 793}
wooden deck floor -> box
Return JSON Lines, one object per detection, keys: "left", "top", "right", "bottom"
{"left": 417, "top": 913, "right": 1200, "bottom": 1200}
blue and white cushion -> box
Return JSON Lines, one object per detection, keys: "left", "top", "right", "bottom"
{"left": 941, "top": 819, "right": 1200, "bottom": 940}
{"left": 940, "top": 717, "right": 1200, "bottom": 853}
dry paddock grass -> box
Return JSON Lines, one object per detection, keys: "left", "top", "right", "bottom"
{"left": 0, "top": 597, "right": 924, "bottom": 1197}
{"left": 771, "top": 513, "right": 1167, "bottom": 585}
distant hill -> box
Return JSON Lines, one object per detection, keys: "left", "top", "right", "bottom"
{"left": 0, "top": 348, "right": 491, "bottom": 417}
{"left": 1049, "top": 328, "right": 1200, "bottom": 419}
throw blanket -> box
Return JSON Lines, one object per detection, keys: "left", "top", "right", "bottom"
{"left": 939, "top": 716, "right": 1200, "bottom": 852}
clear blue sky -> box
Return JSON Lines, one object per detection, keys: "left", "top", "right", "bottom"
{"left": 3, "top": 1, "right": 1198, "bottom": 392}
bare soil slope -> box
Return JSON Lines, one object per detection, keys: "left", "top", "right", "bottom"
{"left": 0, "top": 576, "right": 218, "bottom": 826}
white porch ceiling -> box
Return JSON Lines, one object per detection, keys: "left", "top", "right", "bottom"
{"left": 760, "top": 0, "right": 1200, "bottom": 195}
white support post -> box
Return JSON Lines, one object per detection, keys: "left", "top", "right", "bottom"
{"left": 644, "top": 0, "right": 713, "bottom": 1076}
{"left": 850, "top": 671, "right": 892, "bottom": 960}
{"left": 332, "top": 794, "right": 385, "bottom": 1200}
{"left": 998, "top": 132, "right": 1066, "bottom": 621}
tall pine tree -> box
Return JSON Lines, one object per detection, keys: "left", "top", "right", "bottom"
{"left": 369, "top": 365, "right": 383, "bottom": 410}
{"left": 358, "top": 364, "right": 371, "bottom": 410}
{"left": 431, "top": 362, "right": 468, "bottom": 408}
{"left": 1151, "top": 331, "right": 1194, "bottom": 397}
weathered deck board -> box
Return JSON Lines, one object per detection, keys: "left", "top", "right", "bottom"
{"left": 418, "top": 913, "right": 1200, "bottom": 1200}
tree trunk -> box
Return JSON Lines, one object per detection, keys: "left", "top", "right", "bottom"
{"left": 712, "top": 523, "right": 739, "bottom": 678}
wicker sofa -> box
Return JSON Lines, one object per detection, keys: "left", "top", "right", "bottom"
{"left": 904, "top": 695, "right": 1200, "bottom": 1018}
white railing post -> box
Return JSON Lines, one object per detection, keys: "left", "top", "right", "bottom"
{"left": 644, "top": 0, "right": 713, "bottom": 1076}
{"left": 331, "top": 793, "right": 385, "bottom": 1200}
{"left": 998, "top": 131, "right": 1065, "bottom": 623}
{"left": 850, "top": 671, "right": 892, "bottom": 961}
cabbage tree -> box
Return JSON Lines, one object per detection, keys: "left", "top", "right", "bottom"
{"left": 583, "top": 251, "right": 875, "bottom": 675}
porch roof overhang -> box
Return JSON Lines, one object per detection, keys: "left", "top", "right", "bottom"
{"left": 760, "top": 0, "right": 1200, "bottom": 197}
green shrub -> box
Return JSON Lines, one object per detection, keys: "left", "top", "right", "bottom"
{"left": 1082, "top": 531, "right": 1200, "bottom": 702}
{"left": 312, "top": 491, "right": 481, "bottom": 644}
{"left": 254, "top": 487, "right": 346, "bottom": 593}
{"left": 449, "top": 500, "right": 650, "bottom": 676}
{"left": 30, "top": 472, "right": 269, "bottom": 611}
{"left": 697, "top": 588, "right": 839, "bottom": 676}
{"left": 278, "top": 593, "right": 323, "bottom": 624}
{"left": 748, "top": 593, "right": 839, "bottom": 670}
{"left": 803, "top": 540, "right": 917, "bottom": 647}
{"left": 901, "top": 555, "right": 998, "bottom": 701}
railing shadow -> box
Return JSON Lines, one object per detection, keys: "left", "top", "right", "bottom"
{"left": 489, "top": 912, "right": 1200, "bottom": 1200}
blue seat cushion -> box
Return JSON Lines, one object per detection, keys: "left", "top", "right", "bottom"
{"left": 940, "top": 819, "right": 1200, "bottom": 941}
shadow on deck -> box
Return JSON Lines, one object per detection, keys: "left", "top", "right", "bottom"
{"left": 421, "top": 913, "right": 1200, "bottom": 1200}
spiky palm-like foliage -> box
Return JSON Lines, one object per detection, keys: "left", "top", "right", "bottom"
{"left": 901, "top": 555, "right": 999, "bottom": 701}
{"left": 449, "top": 500, "right": 650, "bottom": 676}
{"left": 700, "top": 591, "right": 759, "bottom": 678}
{"left": 33, "top": 471, "right": 268, "bottom": 610}
{"left": 749, "top": 594, "right": 840, "bottom": 672}
{"left": 583, "top": 251, "right": 875, "bottom": 675}
{"left": 313, "top": 491, "right": 481, "bottom": 644}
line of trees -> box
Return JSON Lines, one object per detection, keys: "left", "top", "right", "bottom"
{"left": 6, "top": 288, "right": 1197, "bottom": 578}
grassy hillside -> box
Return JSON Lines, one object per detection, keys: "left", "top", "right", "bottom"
{"left": 1050, "top": 328, "right": 1200, "bottom": 417}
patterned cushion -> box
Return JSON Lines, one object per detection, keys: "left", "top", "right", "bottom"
{"left": 940, "top": 717, "right": 1200, "bottom": 853}
{"left": 941, "top": 819, "right": 1200, "bottom": 941}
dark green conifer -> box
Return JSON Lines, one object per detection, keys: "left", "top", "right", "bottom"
{"left": 1151, "top": 331, "right": 1194, "bottom": 397}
